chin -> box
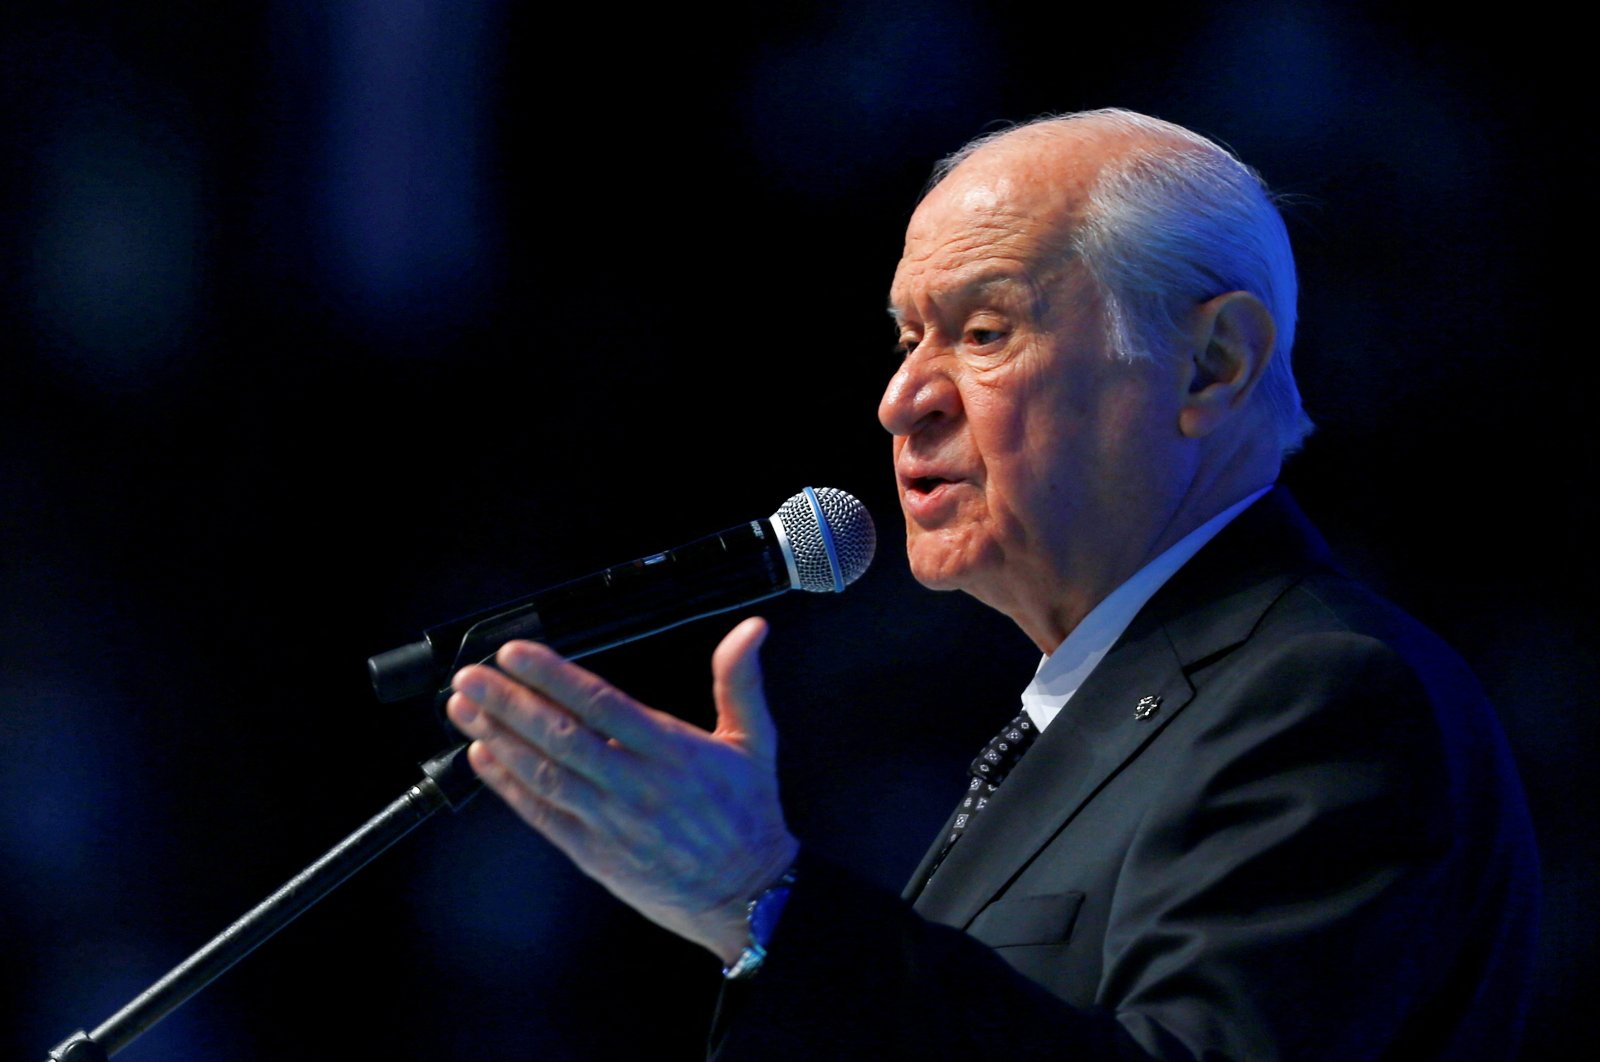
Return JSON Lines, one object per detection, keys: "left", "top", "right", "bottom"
{"left": 904, "top": 529, "right": 989, "bottom": 594}
{"left": 908, "top": 565, "right": 966, "bottom": 593}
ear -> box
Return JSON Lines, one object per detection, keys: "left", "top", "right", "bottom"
{"left": 1178, "top": 291, "right": 1277, "bottom": 440}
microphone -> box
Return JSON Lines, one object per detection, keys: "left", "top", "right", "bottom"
{"left": 367, "top": 486, "right": 876, "bottom": 703}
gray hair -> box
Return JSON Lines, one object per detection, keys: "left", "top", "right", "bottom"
{"left": 930, "top": 109, "right": 1313, "bottom": 456}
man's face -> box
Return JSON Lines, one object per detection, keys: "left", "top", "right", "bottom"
{"left": 880, "top": 133, "right": 1191, "bottom": 648}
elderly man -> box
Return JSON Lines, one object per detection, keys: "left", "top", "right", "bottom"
{"left": 445, "top": 110, "right": 1538, "bottom": 1058}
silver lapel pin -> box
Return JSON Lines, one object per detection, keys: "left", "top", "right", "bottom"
{"left": 1134, "top": 695, "right": 1162, "bottom": 720}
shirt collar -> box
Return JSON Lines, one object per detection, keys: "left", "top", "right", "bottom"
{"left": 1021, "top": 486, "right": 1273, "bottom": 732}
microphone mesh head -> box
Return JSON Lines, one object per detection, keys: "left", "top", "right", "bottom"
{"left": 774, "top": 487, "right": 876, "bottom": 592}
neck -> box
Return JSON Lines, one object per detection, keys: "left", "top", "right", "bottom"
{"left": 1011, "top": 458, "right": 1279, "bottom": 654}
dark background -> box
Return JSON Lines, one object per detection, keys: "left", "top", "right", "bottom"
{"left": 2, "top": 2, "right": 1590, "bottom": 1058}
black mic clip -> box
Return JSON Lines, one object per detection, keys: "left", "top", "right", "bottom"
{"left": 367, "top": 487, "right": 875, "bottom": 705}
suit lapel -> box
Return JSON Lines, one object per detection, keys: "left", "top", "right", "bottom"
{"left": 905, "top": 488, "right": 1332, "bottom": 927}
{"left": 909, "top": 617, "right": 1194, "bottom": 926}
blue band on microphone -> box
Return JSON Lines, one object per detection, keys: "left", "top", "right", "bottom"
{"left": 803, "top": 486, "right": 846, "bottom": 593}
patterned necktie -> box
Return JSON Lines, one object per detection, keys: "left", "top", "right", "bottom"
{"left": 923, "top": 711, "right": 1039, "bottom": 884}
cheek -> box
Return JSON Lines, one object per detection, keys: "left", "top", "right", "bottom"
{"left": 982, "top": 382, "right": 1117, "bottom": 532}
{"left": 976, "top": 392, "right": 1072, "bottom": 513}
{"left": 1097, "top": 378, "right": 1176, "bottom": 460}
{"left": 964, "top": 382, "right": 1031, "bottom": 470}
{"left": 1080, "top": 381, "right": 1190, "bottom": 517}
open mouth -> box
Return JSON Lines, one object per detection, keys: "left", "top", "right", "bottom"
{"left": 910, "top": 476, "right": 952, "bottom": 494}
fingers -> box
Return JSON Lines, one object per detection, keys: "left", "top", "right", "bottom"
{"left": 711, "top": 617, "right": 776, "bottom": 757}
{"left": 447, "top": 662, "right": 623, "bottom": 790}
{"left": 447, "top": 687, "right": 619, "bottom": 847}
{"left": 464, "top": 739, "right": 602, "bottom": 867}
{"left": 491, "top": 641, "right": 670, "bottom": 753}
{"left": 443, "top": 630, "right": 801, "bottom": 960}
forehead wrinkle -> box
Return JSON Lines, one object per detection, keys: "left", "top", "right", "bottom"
{"left": 891, "top": 268, "right": 1019, "bottom": 324}
{"left": 892, "top": 256, "right": 1073, "bottom": 328}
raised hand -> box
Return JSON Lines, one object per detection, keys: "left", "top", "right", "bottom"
{"left": 445, "top": 616, "right": 800, "bottom": 963}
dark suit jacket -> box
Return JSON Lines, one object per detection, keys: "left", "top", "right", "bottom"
{"left": 710, "top": 489, "right": 1539, "bottom": 1060}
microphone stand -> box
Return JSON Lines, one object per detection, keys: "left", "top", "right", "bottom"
{"left": 46, "top": 743, "right": 483, "bottom": 1061}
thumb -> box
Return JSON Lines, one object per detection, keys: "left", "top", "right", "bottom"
{"left": 711, "top": 616, "right": 775, "bottom": 757}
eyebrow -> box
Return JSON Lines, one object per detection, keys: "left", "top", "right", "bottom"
{"left": 888, "top": 269, "right": 1038, "bottom": 326}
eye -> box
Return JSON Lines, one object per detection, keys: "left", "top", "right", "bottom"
{"left": 967, "top": 327, "right": 1006, "bottom": 346}
{"left": 893, "top": 333, "right": 921, "bottom": 360}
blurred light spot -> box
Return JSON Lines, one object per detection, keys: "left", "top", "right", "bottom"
{"left": 407, "top": 801, "right": 603, "bottom": 962}
{"left": 320, "top": 0, "right": 493, "bottom": 322}
{"left": 1182, "top": 0, "right": 1471, "bottom": 182}
{"left": 1213, "top": 4, "right": 1345, "bottom": 137}
{"left": 0, "top": 679, "right": 140, "bottom": 881}
{"left": 29, "top": 103, "right": 201, "bottom": 391}
{"left": 741, "top": 0, "right": 1001, "bottom": 198}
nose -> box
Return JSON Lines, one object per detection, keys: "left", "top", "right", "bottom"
{"left": 878, "top": 342, "right": 960, "bottom": 437}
